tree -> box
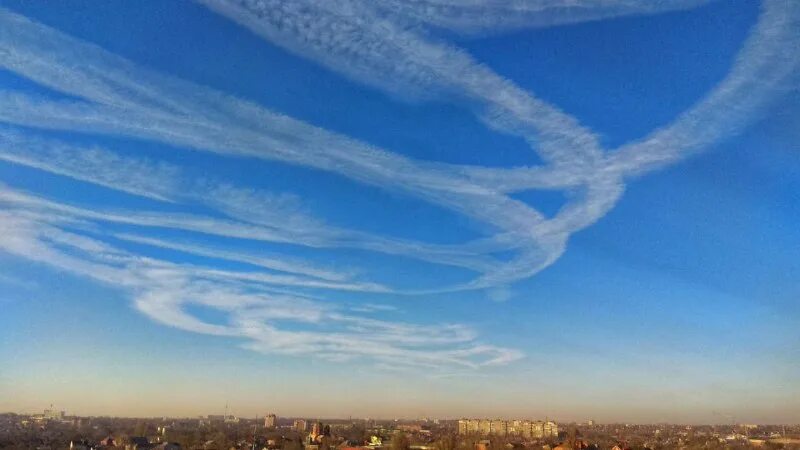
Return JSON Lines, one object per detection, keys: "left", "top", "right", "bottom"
{"left": 211, "top": 430, "right": 229, "bottom": 450}
{"left": 283, "top": 438, "right": 304, "bottom": 450}
{"left": 489, "top": 438, "right": 507, "bottom": 450}
{"left": 320, "top": 434, "right": 332, "bottom": 450}
{"left": 435, "top": 434, "right": 458, "bottom": 450}
{"left": 391, "top": 432, "right": 411, "bottom": 450}
{"left": 134, "top": 422, "right": 148, "bottom": 438}
{"left": 567, "top": 426, "right": 578, "bottom": 450}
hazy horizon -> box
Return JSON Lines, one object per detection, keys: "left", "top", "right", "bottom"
{"left": 0, "top": 0, "right": 798, "bottom": 425}
{"left": 2, "top": 409, "right": 794, "bottom": 427}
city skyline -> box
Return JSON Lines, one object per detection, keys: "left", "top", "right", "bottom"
{"left": 3, "top": 408, "right": 787, "bottom": 427}
{"left": 3, "top": 410, "right": 798, "bottom": 450}
{"left": 0, "top": 0, "right": 798, "bottom": 424}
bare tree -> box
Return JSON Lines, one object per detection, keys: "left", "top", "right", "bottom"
{"left": 436, "top": 434, "right": 458, "bottom": 450}
{"left": 391, "top": 432, "right": 411, "bottom": 450}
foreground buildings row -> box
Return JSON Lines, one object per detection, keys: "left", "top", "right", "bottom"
{"left": 458, "top": 419, "right": 558, "bottom": 438}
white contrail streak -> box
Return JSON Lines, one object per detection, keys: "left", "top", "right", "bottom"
{"left": 0, "top": 0, "right": 795, "bottom": 367}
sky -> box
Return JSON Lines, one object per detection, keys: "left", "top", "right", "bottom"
{"left": 0, "top": 0, "right": 798, "bottom": 424}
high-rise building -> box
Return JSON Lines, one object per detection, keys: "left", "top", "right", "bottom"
{"left": 490, "top": 420, "right": 507, "bottom": 436}
{"left": 478, "top": 420, "right": 492, "bottom": 435}
{"left": 294, "top": 419, "right": 307, "bottom": 432}
{"left": 311, "top": 421, "right": 322, "bottom": 437}
{"left": 532, "top": 421, "right": 545, "bottom": 438}
{"left": 43, "top": 406, "right": 65, "bottom": 421}
{"left": 265, "top": 414, "right": 277, "bottom": 428}
{"left": 457, "top": 418, "right": 558, "bottom": 438}
{"left": 544, "top": 421, "right": 558, "bottom": 437}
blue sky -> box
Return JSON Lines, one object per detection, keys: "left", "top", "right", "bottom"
{"left": 0, "top": 0, "right": 798, "bottom": 423}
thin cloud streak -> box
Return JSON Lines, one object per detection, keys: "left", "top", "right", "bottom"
{"left": 0, "top": 210, "right": 520, "bottom": 368}
{"left": 114, "top": 233, "right": 351, "bottom": 283}
{"left": 0, "top": 14, "right": 552, "bottom": 286}
{"left": 197, "top": 0, "right": 604, "bottom": 167}
{"left": 0, "top": 0, "right": 795, "bottom": 367}
{"left": 0, "top": 183, "right": 502, "bottom": 276}
{"left": 0, "top": 127, "right": 180, "bottom": 202}
{"left": 0, "top": 8, "right": 566, "bottom": 289}
{"left": 607, "top": 0, "right": 800, "bottom": 176}
{"left": 370, "top": 0, "right": 717, "bottom": 36}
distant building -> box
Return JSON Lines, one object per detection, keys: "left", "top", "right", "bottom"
{"left": 294, "top": 419, "right": 307, "bottom": 432}
{"left": 553, "top": 439, "right": 589, "bottom": 450}
{"left": 308, "top": 422, "right": 325, "bottom": 443}
{"left": 769, "top": 439, "right": 800, "bottom": 446}
{"left": 544, "top": 421, "right": 558, "bottom": 438}
{"left": 265, "top": 414, "right": 277, "bottom": 428}
{"left": 99, "top": 437, "right": 117, "bottom": 447}
{"left": 490, "top": 420, "right": 507, "bottom": 436}
{"left": 127, "top": 437, "right": 152, "bottom": 450}
{"left": 44, "top": 407, "right": 65, "bottom": 421}
{"left": 70, "top": 440, "right": 96, "bottom": 450}
{"left": 458, "top": 419, "right": 558, "bottom": 438}
{"left": 152, "top": 443, "right": 181, "bottom": 450}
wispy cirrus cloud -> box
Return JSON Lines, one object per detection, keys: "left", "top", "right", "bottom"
{"left": 0, "top": 127, "right": 181, "bottom": 201}
{"left": 369, "top": 0, "right": 718, "bottom": 36}
{"left": 0, "top": 0, "right": 796, "bottom": 368}
{"left": 113, "top": 233, "right": 352, "bottom": 283}
{"left": 0, "top": 17, "right": 553, "bottom": 288}
{"left": 349, "top": 303, "right": 399, "bottom": 314}
{"left": 0, "top": 209, "right": 521, "bottom": 368}
{"left": 197, "top": 0, "right": 605, "bottom": 167}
